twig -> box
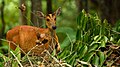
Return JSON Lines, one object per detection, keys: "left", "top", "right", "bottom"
{"left": 45, "top": 50, "right": 62, "bottom": 66}
{"left": 26, "top": 55, "right": 33, "bottom": 67}
{"left": 25, "top": 45, "right": 40, "bottom": 67}
{"left": 77, "top": 59, "right": 92, "bottom": 67}
{"left": 45, "top": 50, "right": 72, "bottom": 67}
{"left": 66, "top": 33, "right": 73, "bottom": 52}
{"left": 61, "top": 63, "right": 72, "bottom": 67}
{"left": 10, "top": 51, "right": 23, "bottom": 67}
{"left": 8, "top": 41, "right": 10, "bottom": 58}
{"left": 111, "top": 30, "right": 120, "bottom": 35}
{"left": 1, "top": 39, "right": 26, "bottom": 54}
{"left": 1, "top": 39, "right": 33, "bottom": 67}
{"left": 27, "top": 44, "right": 38, "bottom": 55}
{"left": 41, "top": 49, "right": 72, "bottom": 67}
{"left": 111, "top": 55, "right": 120, "bottom": 66}
{"left": 41, "top": 56, "right": 49, "bottom": 65}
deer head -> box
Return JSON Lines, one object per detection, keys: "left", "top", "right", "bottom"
{"left": 37, "top": 7, "right": 61, "bottom": 30}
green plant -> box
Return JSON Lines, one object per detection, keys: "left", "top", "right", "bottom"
{"left": 58, "top": 10, "right": 115, "bottom": 67}
{"left": 0, "top": 46, "right": 22, "bottom": 67}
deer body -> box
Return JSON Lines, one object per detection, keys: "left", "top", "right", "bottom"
{"left": 6, "top": 7, "right": 61, "bottom": 56}
{"left": 7, "top": 25, "right": 51, "bottom": 55}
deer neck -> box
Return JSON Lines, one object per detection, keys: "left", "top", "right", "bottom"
{"left": 49, "top": 28, "right": 56, "bottom": 37}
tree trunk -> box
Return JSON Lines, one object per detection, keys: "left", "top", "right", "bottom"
{"left": 31, "top": 0, "right": 42, "bottom": 27}
{"left": 75, "top": 0, "right": 88, "bottom": 12}
{"left": 47, "top": 0, "right": 52, "bottom": 14}
{"left": 20, "top": 0, "right": 27, "bottom": 25}
{"left": 98, "top": 0, "right": 120, "bottom": 25}
{"left": 0, "top": 0, "right": 5, "bottom": 45}
{"left": 91, "top": 0, "right": 120, "bottom": 25}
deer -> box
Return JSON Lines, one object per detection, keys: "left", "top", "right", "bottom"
{"left": 6, "top": 7, "right": 61, "bottom": 56}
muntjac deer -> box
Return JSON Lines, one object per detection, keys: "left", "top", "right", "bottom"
{"left": 6, "top": 7, "right": 61, "bottom": 56}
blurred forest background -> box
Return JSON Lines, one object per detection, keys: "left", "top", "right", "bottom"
{"left": 0, "top": 0, "right": 120, "bottom": 66}
{"left": 0, "top": 0, "right": 120, "bottom": 49}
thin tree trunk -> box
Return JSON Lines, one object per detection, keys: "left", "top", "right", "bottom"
{"left": 31, "top": 0, "right": 42, "bottom": 27}
{"left": 85, "top": 0, "right": 88, "bottom": 13}
{"left": 0, "top": 0, "right": 5, "bottom": 45}
{"left": 98, "top": 0, "right": 120, "bottom": 25}
{"left": 20, "top": 0, "right": 27, "bottom": 25}
{"left": 47, "top": 0, "right": 52, "bottom": 14}
{"left": 91, "top": 0, "right": 120, "bottom": 25}
{"left": 75, "top": 0, "right": 88, "bottom": 12}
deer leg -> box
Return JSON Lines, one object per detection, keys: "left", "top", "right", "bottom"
{"left": 54, "top": 35, "right": 60, "bottom": 53}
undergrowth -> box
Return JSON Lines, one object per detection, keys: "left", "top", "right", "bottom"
{"left": 0, "top": 10, "right": 120, "bottom": 67}
{"left": 57, "top": 10, "right": 120, "bottom": 67}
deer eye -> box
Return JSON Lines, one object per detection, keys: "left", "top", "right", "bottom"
{"left": 46, "top": 19, "right": 50, "bottom": 21}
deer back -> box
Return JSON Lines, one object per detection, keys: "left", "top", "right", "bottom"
{"left": 7, "top": 25, "right": 51, "bottom": 56}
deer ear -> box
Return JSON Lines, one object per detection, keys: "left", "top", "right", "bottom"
{"left": 55, "top": 7, "right": 61, "bottom": 16}
{"left": 36, "top": 11, "right": 45, "bottom": 18}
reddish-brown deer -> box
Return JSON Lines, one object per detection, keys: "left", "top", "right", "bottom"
{"left": 6, "top": 7, "right": 61, "bottom": 56}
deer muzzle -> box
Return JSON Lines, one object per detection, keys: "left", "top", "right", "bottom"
{"left": 52, "top": 26, "right": 57, "bottom": 30}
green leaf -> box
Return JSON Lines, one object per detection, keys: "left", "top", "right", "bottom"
{"left": 83, "top": 31, "right": 90, "bottom": 43}
{"left": 64, "top": 52, "right": 76, "bottom": 63}
{"left": 0, "top": 62, "right": 4, "bottom": 67}
{"left": 103, "top": 36, "right": 108, "bottom": 43}
{"left": 77, "top": 42, "right": 83, "bottom": 52}
{"left": 70, "top": 58, "right": 76, "bottom": 66}
{"left": 90, "top": 35, "right": 102, "bottom": 46}
{"left": 94, "top": 35, "right": 101, "bottom": 42}
{"left": 14, "top": 46, "right": 21, "bottom": 61}
{"left": 73, "top": 42, "right": 82, "bottom": 52}
{"left": 117, "top": 39, "right": 120, "bottom": 45}
{"left": 76, "top": 29, "right": 81, "bottom": 41}
{"left": 58, "top": 49, "right": 69, "bottom": 59}
{"left": 89, "top": 43, "right": 98, "bottom": 52}
{"left": 69, "top": 52, "right": 77, "bottom": 65}
{"left": 82, "top": 51, "right": 95, "bottom": 62}
{"left": 97, "top": 51, "right": 105, "bottom": 66}
{"left": 0, "top": 53, "right": 10, "bottom": 62}
{"left": 83, "top": 14, "right": 88, "bottom": 31}
{"left": 78, "top": 45, "right": 88, "bottom": 59}
{"left": 12, "top": 60, "right": 19, "bottom": 67}
{"left": 100, "top": 40, "right": 105, "bottom": 47}
{"left": 77, "top": 11, "right": 84, "bottom": 26}
{"left": 110, "top": 37, "right": 114, "bottom": 42}
{"left": 56, "top": 27, "right": 76, "bottom": 49}
{"left": 92, "top": 54, "right": 99, "bottom": 66}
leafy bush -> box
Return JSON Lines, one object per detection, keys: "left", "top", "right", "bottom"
{"left": 58, "top": 10, "right": 119, "bottom": 67}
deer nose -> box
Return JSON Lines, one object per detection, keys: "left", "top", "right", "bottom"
{"left": 52, "top": 26, "right": 57, "bottom": 30}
